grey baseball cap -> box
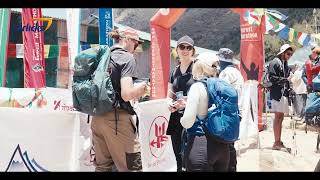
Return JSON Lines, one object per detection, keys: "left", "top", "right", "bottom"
{"left": 177, "top": 35, "right": 194, "bottom": 47}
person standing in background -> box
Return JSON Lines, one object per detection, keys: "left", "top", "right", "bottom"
{"left": 288, "top": 64, "right": 307, "bottom": 119}
{"left": 217, "top": 48, "right": 244, "bottom": 172}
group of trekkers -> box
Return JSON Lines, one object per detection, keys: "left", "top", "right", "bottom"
{"left": 73, "top": 26, "right": 320, "bottom": 172}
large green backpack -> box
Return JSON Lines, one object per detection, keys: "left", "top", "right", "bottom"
{"left": 72, "top": 45, "right": 116, "bottom": 116}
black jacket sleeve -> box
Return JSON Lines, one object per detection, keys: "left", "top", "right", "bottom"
{"left": 301, "top": 65, "right": 308, "bottom": 85}
{"left": 268, "top": 59, "right": 286, "bottom": 85}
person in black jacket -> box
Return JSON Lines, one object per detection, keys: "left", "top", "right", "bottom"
{"left": 268, "top": 44, "right": 294, "bottom": 152}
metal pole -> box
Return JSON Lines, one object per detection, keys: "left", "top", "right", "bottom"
{"left": 315, "top": 10, "right": 318, "bottom": 34}
{"left": 314, "top": 9, "right": 318, "bottom": 44}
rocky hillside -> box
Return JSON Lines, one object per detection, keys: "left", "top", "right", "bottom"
{"left": 82, "top": 8, "right": 315, "bottom": 58}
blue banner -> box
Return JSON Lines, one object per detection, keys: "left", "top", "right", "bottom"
{"left": 99, "top": 8, "right": 113, "bottom": 46}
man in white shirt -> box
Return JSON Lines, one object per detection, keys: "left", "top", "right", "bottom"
{"left": 217, "top": 48, "right": 244, "bottom": 172}
{"left": 289, "top": 64, "right": 307, "bottom": 119}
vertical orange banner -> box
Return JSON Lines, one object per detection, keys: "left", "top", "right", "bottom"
{"left": 150, "top": 25, "right": 170, "bottom": 99}
{"left": 238, "top": 9, "right": 266, "bottom": 131}
{"left": 149, "top": 8, "right": 186, "bottom": 99}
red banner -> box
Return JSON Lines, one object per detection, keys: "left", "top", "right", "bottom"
{"left": 149, "top": 9, "right": 186, "bottom": 99}
{"left": 22, "top": 8, "right": 46, "bottom": 88}
{"left": 150, "top": 25, "right": 171, "bottom": 99}
{"left": 238, "top": 9, "right": 266, "bottom": 131}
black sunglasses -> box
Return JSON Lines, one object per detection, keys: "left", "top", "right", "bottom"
{"left": 178, "top": 44, "right": 193, "bottom": 51}
{"left": 128, "top": 38, "right": 139, "bottom": 50}
{"left": 134, "top": 42, "right": 139, "bottom": 50}
{"left": 285, "top": 52, "right": 293, "bottom": 56}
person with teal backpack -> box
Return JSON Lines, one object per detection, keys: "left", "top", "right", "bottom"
{"left": 72, "top": 45, "right": 116, "bottom": 116}
{"left": 73, "top": 27, "right": 147, "bottom": 172}
{"left": 180, "top": 52, "right": 240, "bottom": 172}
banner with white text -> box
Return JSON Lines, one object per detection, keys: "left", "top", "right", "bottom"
{"left": 22, "top": 8, "right": 46, "bottom": 88}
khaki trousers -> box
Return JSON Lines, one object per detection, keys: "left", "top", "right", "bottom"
{"left": 91, "top": 109, "right": 142, "bottom": 172}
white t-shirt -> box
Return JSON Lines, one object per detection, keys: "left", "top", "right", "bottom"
{"left": 219, "top": 66, "right": 244, "bottom": 115}
{"left": 290, "top": 69, "right": 307, "bottom": 95}
{"left": 218, "top": 66, "right": 244, "bottom": 97}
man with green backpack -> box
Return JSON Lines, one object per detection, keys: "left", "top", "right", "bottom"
{"left": 73, "top": 27, "right": 147, "bottom": 171}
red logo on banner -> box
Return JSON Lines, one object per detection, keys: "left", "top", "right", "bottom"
{"left": 148, "top": 116, "right": 169, "bottom": 158}
{"left": 53, "top": 100, "right": 61, "bottom": 110}
{"left": 53, "top": 100, "right": 75, "bottom": 111}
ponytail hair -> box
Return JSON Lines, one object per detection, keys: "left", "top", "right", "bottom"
{"left": 108, "top": 29, "right": 121, "bottom": 43}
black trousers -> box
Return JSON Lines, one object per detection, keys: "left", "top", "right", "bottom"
{"left": 184, "top": 135, "right": 209, "bottom": 172}
{"left": 170, "top": 129, "right": 183, "bottom": 172}
{"left": 228, "top": 143, "right": 237, "bottom": 172}
{"left": 207, "top": 136, "right": 230, "bottom": 172}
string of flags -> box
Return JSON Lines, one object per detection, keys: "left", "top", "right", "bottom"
{"left": 243, "top": 8, "right": 265, "bottom": 26}
{"left": 265, "top": 11, "right": 315, "bottom": 46}
{"left": 7, "top": 43, "right": 99, "bottom": 59}
{"left": 246, "top": 8, "right": 319, "bottom": 46}
{"left": 7, "top": 43, "right": 179, "bottom": 60}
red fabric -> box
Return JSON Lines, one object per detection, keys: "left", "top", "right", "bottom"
{"left": 22, "top": 8, "right": 46, "bottom": 88}
{"left": 149, "top": 8, "right": 185, "bottom": 99}
{"left": 311, "top": 64, "right": 320, "bottom": 74}
{"left": 150, "top": 24, "right": 170, "bottom": 99}
{"left": 59, "top": 45, "right": 69, "bottom": 57}
{"left": 150, "top": 9, "right": 186, "bottom": 29}
{"left": 305, "top": 59, "right": 313, "bottom": 86}
{"left": 7, "top": 43, "right": 16, "bottom": 58}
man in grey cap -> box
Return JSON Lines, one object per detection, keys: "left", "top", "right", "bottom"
{"left": 217, "top": 48, "right": 244, "bottom": 172}
{"left": 217, "top": 48, "right": 235, "bottom": 72}
{"left": 218, "top": 48, "right": 244, "bottom": 95}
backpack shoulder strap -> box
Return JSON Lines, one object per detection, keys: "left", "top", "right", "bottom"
{"left": 95, "top": 45, "right": 111, "bottom": 72}
{"left": 208, "top": 78, "right": 223, "bottom": 106}
{"left": 172, "top": 65, "right": 180, "bottom": 78}
{"left": 197, "top": 78, "right": 218, "bottom": 107}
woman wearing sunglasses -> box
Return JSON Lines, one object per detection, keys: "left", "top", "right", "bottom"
{"left": 166, "top": 35, "right": 196, "bottom": 172}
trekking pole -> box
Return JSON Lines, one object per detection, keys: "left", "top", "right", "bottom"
{"left": 265, "top": 89, "right": 270, "bottom": 131}
{"left": 317, "top": 129, "right": 320, "bottom": 153}
{"left": 290, "top": 96, "right": 297, "bottom": 156}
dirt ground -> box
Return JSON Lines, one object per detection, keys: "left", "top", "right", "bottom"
{"left": 236, "top": 114, "right": 320, "bottom": 172}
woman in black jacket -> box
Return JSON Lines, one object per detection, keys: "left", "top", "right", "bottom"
{"left": 166, "top": 35, "right": 196, "bottom": 171}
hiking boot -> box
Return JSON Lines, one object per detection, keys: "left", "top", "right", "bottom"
{"left": 272, "top": 141, "right": 291, "bottom": 153}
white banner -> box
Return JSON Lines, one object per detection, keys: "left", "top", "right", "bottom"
{"left": 66, "top": 8, "right": 80, "bottom": 90}
{"left": 135, "top": 99, "right": 177, "bottom": 171}
{"left": 239, "top": 81, "right": 259, "bottom": 140}
{"left": 0, "top": 87, "right": 75, "bottom": 111}
{"left": 0, "top": 87, "right": 95, "bottom": 171}
{"left": 0, "top": 108, "right": 81, "bottom": 171}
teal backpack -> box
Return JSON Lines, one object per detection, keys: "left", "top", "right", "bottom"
{"left": 72, "top": 45, "right": 116, "bottom": 116}
{"left": 187, "top": 78, "right": 240, "bottom": 143}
